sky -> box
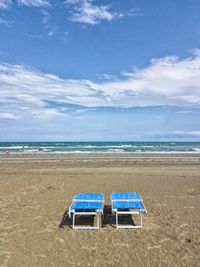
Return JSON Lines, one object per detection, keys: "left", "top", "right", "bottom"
{"left": 0, "top": 0, "right": 200, "bottom": 141}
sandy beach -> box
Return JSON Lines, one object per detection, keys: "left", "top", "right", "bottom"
{"left": 0, "top": 154, "right": 200, "bottom": 266}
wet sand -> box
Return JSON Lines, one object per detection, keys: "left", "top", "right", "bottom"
{"left": 0, "top": 154, "right": 200, "bottom": 266}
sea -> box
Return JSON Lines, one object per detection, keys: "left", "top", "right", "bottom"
{"left": 0, "top": 142, "right": 200, "bottom": 154}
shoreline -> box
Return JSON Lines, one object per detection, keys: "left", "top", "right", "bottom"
{"left": 1, "top": 151, "right": 200, "bottom": 161}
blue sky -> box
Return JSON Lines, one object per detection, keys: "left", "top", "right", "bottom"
{"left": 0, "top": 0, "right": 200, "bottom": 141}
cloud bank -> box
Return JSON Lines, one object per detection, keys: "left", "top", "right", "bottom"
{"left": 0, "top": 0, "right": 128, "bottom": 26}
{"left": 0, "top": 51, "right": 200, "bottom": 120}
{"left": 65, "top": 0, "right": 121, "bottom": 25}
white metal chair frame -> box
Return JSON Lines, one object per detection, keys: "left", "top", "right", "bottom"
{"left": 68, "top": 198, "right": 104, "bottom": 230}
{"left": 111, "top": 199, "right": 147, "bottom": 229}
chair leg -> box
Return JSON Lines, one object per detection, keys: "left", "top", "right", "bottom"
{"left": 68, "top": 207, "right": 71, "bottom": 218}
{"left": 99, "top": 213, "right": 102, "bottom": 229}
{"left": 116, "top": 212, "right": 118, "bottom": 229}
{"left": 139, "top": 212, "right": 143, "bottom": 227}
{"left": 71, "top": 212, "right": 103, "bottom": 229}
{"left": 97, "top": 213, "right": 100, "bottom": 229}
{"left": 72, "top": 213, "right": 75, "bottom": 229}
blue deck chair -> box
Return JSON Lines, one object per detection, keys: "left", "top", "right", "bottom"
{"left": 68, "top": 193, "right": 105, "bottom": 229}
{"left": 110, "top": 192, "right": 147, "bottom": 229}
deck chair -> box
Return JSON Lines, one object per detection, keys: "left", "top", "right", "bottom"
{"left": 110, "top": 192, "right": 147, "bottom": 229}
{"left": 68, "top": 193, "right": 104, "bottom": 229}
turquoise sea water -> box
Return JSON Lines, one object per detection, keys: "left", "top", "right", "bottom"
{"left": 0, "top": 142, "right": 200, "bottom": 153}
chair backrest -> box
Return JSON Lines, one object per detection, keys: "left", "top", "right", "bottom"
{"left": 111, "top": 192, "right": 142, "bottom": 202}
{"left": 110, "top": 192, "right": 147, "bottom": 213}
{"left": 71, "top": 193, "right": 105, "bottom": 211}
{"left": 73, "top": 193, "right": 105, "bottom": 202}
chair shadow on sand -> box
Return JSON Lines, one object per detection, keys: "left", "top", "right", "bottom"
{"left": 59, "top": 209, "right": 71, "bottom": 228}
{"left": 59, "top": 209, "right": 95, "bottom": 229}
{"left": 59, "top": 205, "right": 136, "bottom": 229}
{"left": 102, "top": 205, "right": 136, "bottom": 228}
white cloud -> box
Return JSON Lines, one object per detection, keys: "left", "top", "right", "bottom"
{"left": 0, "top": 51, "right": 200, "bottom": 121}
{"left": 0, "top": 64, "right": 106, "bottom": 121}
{"left": 65, "top": 0, "right": 119, "bottom": 25}
{"left": 96, "top": 52, "right": 200, "bottom": 107}
{"left": 0, "top": 0, "right": 49, "bottom": 9}
{"left": 0, "top": 0, "right": 12, "bottom": 9}
{"left": 18, "top": 0, "right": 49, "bottom": 7}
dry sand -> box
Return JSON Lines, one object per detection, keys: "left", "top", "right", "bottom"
{"left": 0, "top": 154, "right": 200, "bottom": 266}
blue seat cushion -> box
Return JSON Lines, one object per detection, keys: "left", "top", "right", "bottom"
{"left": 74, "top": 193, "right": 104, "bottom": 201}
{"left": 112, "top": 201, "right": 144, "bottom": 210}
{"left": 71, "top": 201, "right": 102, "bottom": 210}
{"left": 111, "top": 192, "right": 141, "bottom": 200}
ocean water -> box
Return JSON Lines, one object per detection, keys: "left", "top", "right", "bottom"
{"left": 0, "top": 142, "right": 200, "bottom": 154}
